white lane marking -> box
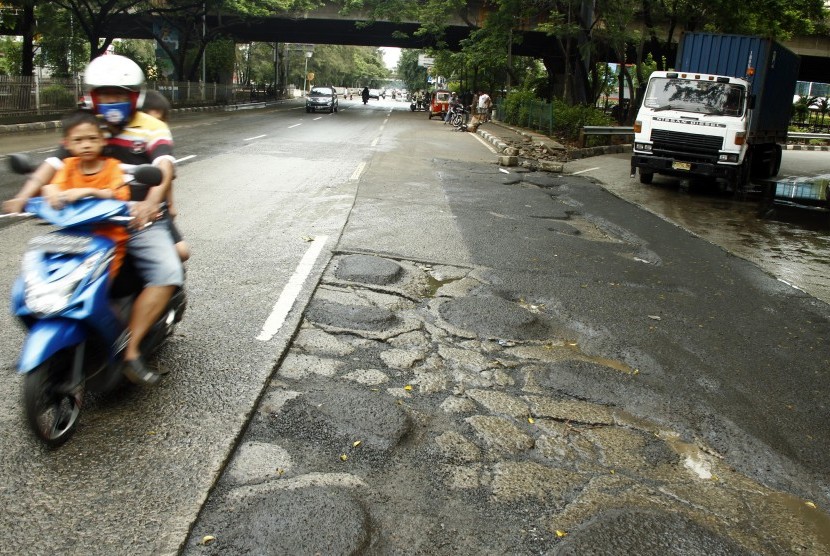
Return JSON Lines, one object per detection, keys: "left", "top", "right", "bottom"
{"left": 371, "top": 137, "right": 380, "bottom": 147}
{"left": 174, "top": 155, "right": 197, "bottom": 163}
{"left": 36, "top": 149, "right": 55, "bottom": 154}
{"left": 244, "top": 134, "right": 267, "bottom": 141}
{"left": 499, "top": 168, "right": 510, "bottom": 174}
{"left": 570, "top": 167, "right": 600, "bottom": 175}
{"left": 256, "top": 236, "right": 329, "bottom": 342}
{"left": 778, "top": 278, "right": 806, "bottom": 293}
{"left": 350, "top": 161, "right": 367, "bottom": 181}
{"left": 288, "top": 123, "right": 302, "bottom": 129}
{"left": 314, "top": 117, "right": 322, "bottom": 121}
{"left": 471, "top": 132, "right": 498, "bottom": 154}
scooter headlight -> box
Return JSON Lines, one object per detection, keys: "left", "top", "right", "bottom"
{"left": 22, "top": 251, "right": 105, "bottom": 316}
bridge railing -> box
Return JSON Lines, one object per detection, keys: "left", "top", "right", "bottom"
{"left": 0, "top": 75, "right": 273, "bottom": 122}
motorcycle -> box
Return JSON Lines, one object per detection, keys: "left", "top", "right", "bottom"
{"left": 447, "top": 103, "right": 470, "bottom": 129}
{"left": 7, "top": 154, "right": 187, "bottom": 447}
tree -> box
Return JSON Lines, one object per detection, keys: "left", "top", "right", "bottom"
{"left": 397, "top": 49, "right": 428, "bottom": 93}
{"left": 36, "top": 3, "right": 90, "bottom": 77}
{"left": 49, "top": 0, "right": 147, "bottom": 60}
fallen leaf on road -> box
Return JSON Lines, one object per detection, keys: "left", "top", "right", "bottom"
{"left": 353, "top": 440, "right": 362, "bottom": 448}
{"left": 528, "top": 417, "right": 535, "bottom": 424}
{"left": 404, "top": 384, "right": 413, "bottom": 391}
{"left": 806, "top": 501, "right": 818, "bottom": 509}
{"left": 340, "top": 454, "right": 349, "bottom": 461}
{"left": 555, "top": 530, "right": 568, "bottom": 538}
{"left": 648, "top": 315, "right": 661, "bottom": 321}
{"left": 200, "top": 536, "right": 216, "bottom": 546}
{"left": 301, "top": 236, "right": 314, "bottom": 242}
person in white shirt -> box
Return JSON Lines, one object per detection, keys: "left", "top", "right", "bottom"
{"left": 477, "top": 91, "right": 492, "bottom": 123}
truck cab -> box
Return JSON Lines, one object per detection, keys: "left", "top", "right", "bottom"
{"left": 631, "top": 33, "right": 797, "bottom": 193}
{"left": 632, "top": 71, "right": 753, "bottom": 186}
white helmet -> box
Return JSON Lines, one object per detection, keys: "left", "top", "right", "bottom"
{"left": 84, "top": 54, "right": 146, "bottom": 126}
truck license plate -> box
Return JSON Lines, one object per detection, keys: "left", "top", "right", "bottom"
{"left": 672, "top": 161, "right": 691, "bottom": 171}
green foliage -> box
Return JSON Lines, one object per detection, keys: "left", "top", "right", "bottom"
{"left": 39, "top": 84, "right": 76, "bottom": 109}
{"left": 114, "top": 40, "right": 157, "bottom": 79}
{"left": 397, "top": 49, "right": 428, "bottom": 93}
{"left": 0, "top": 37, "right": 22, "bottom": 75}
{"left": 206, "top": 39, "right": 236, "bottom": 83}
{"left": 502, "top": 90, "right": 613, "bottom": 140}
{"left": 34, "top": 3, "right": 88, "bottom": 77}
{"left": 502, "top": 89, "right": 537, "bottom": 126}
{"left": 793, "top": 95, "right": 817, "bottom": 124}
{"left": 551, "top": 98, "right": 614, "bottom": 140}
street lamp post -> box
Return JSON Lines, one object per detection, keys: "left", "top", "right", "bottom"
{"left": 302, "top": 51, "right": 312, "bottom": 95}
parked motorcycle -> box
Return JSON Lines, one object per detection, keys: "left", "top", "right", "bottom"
{"left": 7, "top": 155, "right": 186, "bottom": 447}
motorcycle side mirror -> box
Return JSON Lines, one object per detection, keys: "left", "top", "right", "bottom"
{"left": 133, "top": 165, "right": 163, "bottom": 186}
{"left": 8, "top": 153, "right": 36, "bottom": 175}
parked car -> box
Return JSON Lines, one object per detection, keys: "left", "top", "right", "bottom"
{"left": 306, "top": 86, "right": 338, "bottom": 113}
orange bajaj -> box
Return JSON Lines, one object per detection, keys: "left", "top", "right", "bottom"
{"left": 428, "top": 89, "right": 451, "bottom": 120}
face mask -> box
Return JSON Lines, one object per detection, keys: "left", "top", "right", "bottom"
{"left": 96, "top": 102, "right": 132, "bottom": 125}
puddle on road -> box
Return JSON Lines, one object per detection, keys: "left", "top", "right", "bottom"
{"left": 608, "top": 181, "right": 830, "bottom": 304}
{"left": 564, "top": 342, "right": 636, "bottom": 375}
{"left": 767, "top": 492, "right": 830, "bottom": 549}
{"left": 424, "top": 274, "right": 460, "bottom": 297}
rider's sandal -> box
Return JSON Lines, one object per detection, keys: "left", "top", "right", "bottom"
{"left": 123, "top": 357, "right": 161, "bottom": 386}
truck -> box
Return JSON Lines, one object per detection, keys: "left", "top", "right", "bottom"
{"left": 631, "top": 33, "right": 800, "bottom": 192}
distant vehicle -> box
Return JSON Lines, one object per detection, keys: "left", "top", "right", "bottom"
{"left": 428, "top": 89, "right": 451, "bottom": 119}
{"left": 368, "top": 89, "right": 381, "bottom": 100}
{"left": 332, "top": 86, "right": 348, "bottom": 98}
{"left": 306, "top": 86, "right": 338, "bottom": 113}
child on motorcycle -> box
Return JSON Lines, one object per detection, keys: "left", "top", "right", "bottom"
{"left": 42, "top": 110, "right": 131, "bottom": 276}
{"left": 141, "top": 90, "right": 190, "bottom": 262}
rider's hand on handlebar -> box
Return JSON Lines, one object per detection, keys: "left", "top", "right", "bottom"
{"left": 129, "top": 200, "right": 161, "bottom": 229}
{"left": 2, "top": 197, "right": 27, "bottom": 214}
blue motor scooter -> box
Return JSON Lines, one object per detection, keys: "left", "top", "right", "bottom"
{"left": 8, "top": 156, "right": 186, "bottom": 447}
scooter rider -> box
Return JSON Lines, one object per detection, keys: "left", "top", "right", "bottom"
{"left": 2, "top": 55, "right": 183, "bottom": 385}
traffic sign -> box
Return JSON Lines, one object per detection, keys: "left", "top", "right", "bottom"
{"left": 418, "top": 54, "right": 435, "bottom": 67}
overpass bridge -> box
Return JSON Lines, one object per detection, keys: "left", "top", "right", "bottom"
{"left": 3, "top": 1, "right": 830, "bottom": 82}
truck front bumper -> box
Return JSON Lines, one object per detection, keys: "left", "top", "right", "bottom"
{"left": 631, "top": 154, "right": 739, "bottom": 180}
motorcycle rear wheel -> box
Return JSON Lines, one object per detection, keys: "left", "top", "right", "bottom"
{"left": 23, "top": 349, "right": 82, "bottom": 448}
{"left": 451, "top": 113, "right": 463, "bottom": 127}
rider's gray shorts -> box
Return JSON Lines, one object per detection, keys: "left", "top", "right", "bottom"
{"left": 128, "top": 218, "right": 184, "bottom": 287}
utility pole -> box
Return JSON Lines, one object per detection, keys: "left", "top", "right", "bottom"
{"left": 302, "top": 50, "right": 312, "bottom": 95}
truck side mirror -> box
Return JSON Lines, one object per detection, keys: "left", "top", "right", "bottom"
{"left": 747, "top": 95, "right": 756, "bottom": 110}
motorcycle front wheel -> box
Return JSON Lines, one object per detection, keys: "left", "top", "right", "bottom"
{"left": 23, "top": 349, "right": 82, "bottom": 448}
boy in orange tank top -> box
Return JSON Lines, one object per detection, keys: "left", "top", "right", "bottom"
{"left": 42, "top": 111, "right": 131, "bottom": 276}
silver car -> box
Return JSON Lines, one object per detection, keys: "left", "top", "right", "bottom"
{"left": 306, "top": 86, "right": 339, "bottom": 113}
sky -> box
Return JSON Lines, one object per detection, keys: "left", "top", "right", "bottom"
{"left": 381, "top": 47, "right": 402, "bottom": 70}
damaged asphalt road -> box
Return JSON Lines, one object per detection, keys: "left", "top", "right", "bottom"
{"left": 184, "top": 154, "right": 829, "bottom": 554}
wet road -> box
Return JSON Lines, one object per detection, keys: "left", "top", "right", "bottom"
{"left": 566, "top": 151, "right": 830, "bottom": 304}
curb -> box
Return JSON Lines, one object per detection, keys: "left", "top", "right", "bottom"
{"left": 476, "top": 128, "right": 508, "bottom": 153}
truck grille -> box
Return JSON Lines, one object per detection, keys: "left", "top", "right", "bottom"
{"left": 650, "top": 129, "right": 723, "bottom": 154}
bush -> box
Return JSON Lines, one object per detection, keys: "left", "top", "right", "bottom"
{"left": 503, "top": 92, "right": 614, "bottom": 141}
{"left": 551, "top": 99, "right": 613, "bottom": 141}
{"left": 40, "top": 85, "right": 77, "bottom": 110}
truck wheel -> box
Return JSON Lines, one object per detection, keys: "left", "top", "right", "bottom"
{"left": 639, "top": 172, "right": 654, "bottom": 185}
{"left": 772, "top": 145, "right": 782, "bottom": 177}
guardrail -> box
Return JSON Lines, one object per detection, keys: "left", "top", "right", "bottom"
{"left": 580, "top": 126, "right": 634, "bottom": 147}
{"left": 788, "top": 132, "right": 830, "bottom": 141}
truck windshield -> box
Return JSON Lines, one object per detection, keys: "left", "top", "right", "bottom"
{"left": 644, "top": 78, "right": 746, "bottom": 116}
